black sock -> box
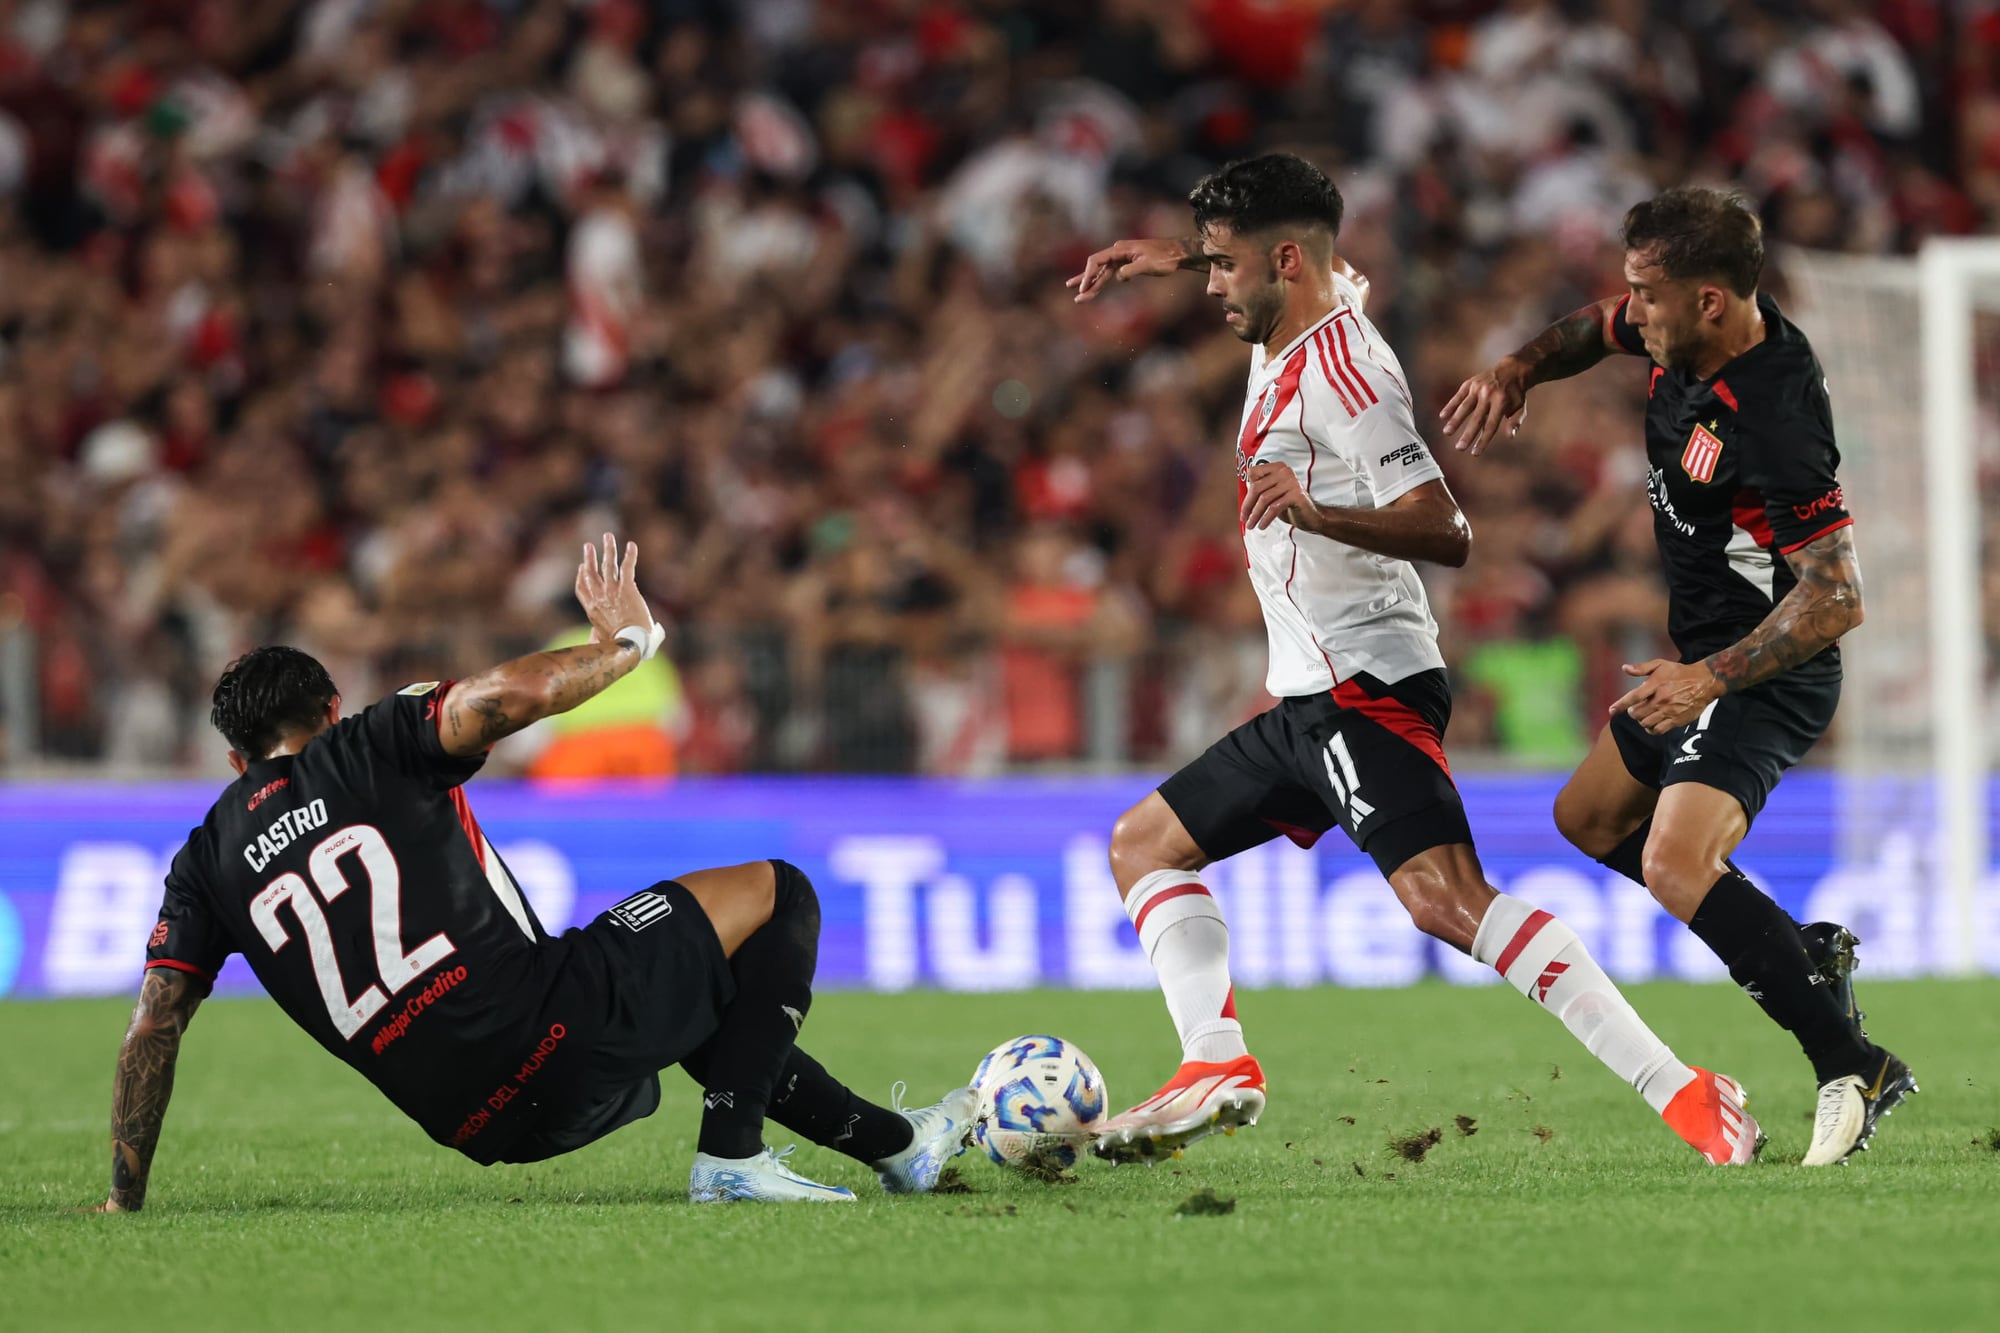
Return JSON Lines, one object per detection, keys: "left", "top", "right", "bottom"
{"left": 770, "top": 1048, "right": 915, "bottom": 1164}
{"left": 683, "top": 1044, "right": 916, "bottom": 1165}
{"left": 694, "top": 860, "right": 819, "bottom": 1160}
{"left": 1594, "top": 821, "right": 1650, "bottom": 885}
{"left": 1687, "top": 869, "right": 1869, "bottom": 1083}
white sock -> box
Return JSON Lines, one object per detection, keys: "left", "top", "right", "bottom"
{"left": 1126, "top": 870, "right": 1246, "bottom": 1064}
{"left": 1472, "top": 893, "right": 1695, "bottom": 1114}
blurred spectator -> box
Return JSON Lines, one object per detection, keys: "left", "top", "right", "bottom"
{"left": 0, "top": 0, "right": 1988, "bottom": 777}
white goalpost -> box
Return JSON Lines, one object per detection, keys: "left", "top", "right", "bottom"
{"left": 1783, "top": 240, "right": 1997, "bottom": 976}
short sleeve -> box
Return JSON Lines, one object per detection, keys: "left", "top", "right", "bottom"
{"left": 1608, "top": 296, "right": 1648, "bottom": 356}
{"left": 1739, "top": 370, "right": 1852, "bottom": 555}
{"left": 1301, "top": 318, "right": 1443, "bottom": 509}
{"left": 146, "top": 848, "right": 233, "bottom": 982}
{"left": 350, "top": 681, "right": 487, "bottom": 792}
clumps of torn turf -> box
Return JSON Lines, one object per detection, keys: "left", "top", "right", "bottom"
{"left": 931, "top": 1167, "right": 975, "bottom": 1194}
{"left": 1175, "top": 1189, "right": 1236, "bottom": 1217}
{"left": 1454, "top": 1115, "right": 1478, "bottom": 1137}
{"left": 1983, "top": 1128, "right": 2000, "bottom": 1152}
{"left": 1337, "top": 1115, "right": 1357, "bottom": 1126}
{"left": 1389, "top": 1127, "right": 1444, "bottom": 1162}
{"left": 1531, "top": 1125, "right": 1556, "bottom": 1144}
{"left": 1014, "top": 1147, "right": 1080, "bottom": 1184}
{"left": 1550, "top": 1064, "right": 1563, "bottom": 1081}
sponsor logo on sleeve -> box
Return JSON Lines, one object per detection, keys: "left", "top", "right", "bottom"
{"left": 148, "top": 921, "right": 169, "bottom": 949}
{"left": 398, "top": 681, "right": 441, "bottom": 696}
{"left": 1378, "top": 442, "right": 1426, "bottom": 469}
{"left": 1791, "top": 487, "right": 1845, "bottom": 523}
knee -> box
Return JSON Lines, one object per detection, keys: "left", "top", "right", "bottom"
{"left": 1108, "top": 804, "right": 1201, "bottom": 881}
{"left": 1639, "top": 841, "right": 1721, "bottom": 920}
{"left": 1553, "top": 783, "right": 1622, "bottom": 860}
{"left": 769, "top": 859, "right": 819, "bottom": 934}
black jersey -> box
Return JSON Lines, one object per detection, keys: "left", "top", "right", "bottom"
{"left": 145, "top": 683, "right": 561, "bottom": 1149}
{"left": 1611, "top": 292, "right": 1853, "bottom": 675}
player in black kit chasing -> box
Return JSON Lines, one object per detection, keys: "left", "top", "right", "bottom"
{"left": 93, "top": 534, "right": 974, "bottom": 1210}
{"left": 1441, "top": 187, "right": 1913, "bottom": 1166}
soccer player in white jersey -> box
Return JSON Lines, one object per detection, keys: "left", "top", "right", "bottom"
{"left": 1066, "top": 154, "right": 1757, "bottom": 1166}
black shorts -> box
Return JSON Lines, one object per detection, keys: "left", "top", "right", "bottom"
{"left": 1159, "top": 670, "right": 1473, "bottom": 877}
{"left": 484, "top": 880, "right": 736, "bottom": 1165}
{"left": 1609, "top": 668, "right": 1840, "bottom": 825}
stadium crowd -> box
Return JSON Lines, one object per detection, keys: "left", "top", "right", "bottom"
{"left": 0, "top": 0, "right": 1989, "bottom": 777}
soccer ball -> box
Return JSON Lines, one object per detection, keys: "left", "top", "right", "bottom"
{"left": 970, "top": 1034, "right": 1108, "bottom": 1170}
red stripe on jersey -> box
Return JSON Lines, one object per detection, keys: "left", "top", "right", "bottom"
{"left": 1282, "top": 533, "right": 1340, "bottom": 681}
{"left": 1354, "top": 319, "right": 1413, "bottom": 409}
{"left": 1712, "top": 379, "right": 1739, "bottom": 412}
{"left": 448, "top": 786, "right": 488, "bottom": 870}
{"left": 1239, "top": 346, "right": 1311, "bottom": 461}
{"left": 1320, "top": 324, "right": 1370, "bottom": 410}
{"left": 1731, "top": 491, "right": 1775, "bottom": 548}
{"left": 145, "top": 958, "right": 215, "bottom": 981}
{"left": 1312, "top": 331, "right": 1358, "bottom": 416}
{"left": 1778, "top": 516, "right": 1853, "bottom": 555}
{"left": 1494, "top": 909, "right": 1555, "bottom": 976}
{"left": 1334, "top": 315, "right": 1379, "bottom": 405}
{"left": 1132, "top": 882, "right": 1211, "bottom": 935}
{"left": 1330, "top": 676, "right": 1453, "bottom": 779}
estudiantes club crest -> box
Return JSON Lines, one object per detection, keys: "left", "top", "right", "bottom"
{"left": 1681, "top": 422, "right": 1724, "bottom": 482}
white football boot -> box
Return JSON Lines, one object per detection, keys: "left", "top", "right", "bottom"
{"left": 688, "top": 1145, "right": 855, "bottom": 1203}
{"left": 1091, "top": 1055, "right": 1266, "bottom": 1164}
{"left": 1802, "top": 1049, "right": 1917, "bottom": 1167}
{"left": 872, "top": 1082, "right": 978, "bottom": 1195}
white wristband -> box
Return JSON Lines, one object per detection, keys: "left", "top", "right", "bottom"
{"left": 614, "top": 622, "right": 662, "bottom": 661}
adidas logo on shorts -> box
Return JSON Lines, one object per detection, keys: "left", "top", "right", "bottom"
{"left": 611, "top": 890, "right": 674, "bottom": 931}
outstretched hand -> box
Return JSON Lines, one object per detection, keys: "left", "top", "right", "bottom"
{"left": 575, "top": 532, "right": 656, "bottom": 648}
{"left": 1439, "top": 363, "right": 1529, "bottom": 455}
{"left": 1066, "top": 238, "right": 1191, "bottom": 303}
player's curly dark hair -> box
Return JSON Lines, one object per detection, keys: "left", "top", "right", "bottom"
{"left": 211, "top": 646, "right": 338, "bottom": 758}
{"left": 1621, "top": 187, "right": 1764, "bottom": 297}
{"left": 1189, "top": 153, "right": 1344, "bottom": 243}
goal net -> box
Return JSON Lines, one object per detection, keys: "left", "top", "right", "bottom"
{"left": 1780, "top": 242, "right": 1999, "bottom": 974}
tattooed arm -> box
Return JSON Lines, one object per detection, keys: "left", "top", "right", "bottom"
{"left": 1439, "top": 297, "right": 1634, "bottom": 454}
{"left": 436, "top": 532, "right": 656, "bottom": 758}
{"left": 99, "top": 967, "right": 208, "bottom": 1212}
{"left": 1702, "top": 526, "right": 1865, "bottom": 691}
{"left": 1612, "top": 527, "right": 1864, "bottom": 735}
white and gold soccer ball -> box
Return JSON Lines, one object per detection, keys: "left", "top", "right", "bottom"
{"left": 970, "top": 1034, "right": 1108, "bottom": 1171}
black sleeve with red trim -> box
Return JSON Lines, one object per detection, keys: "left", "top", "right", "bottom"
{"left": 1607, "top": 296, "right": 1648, "bottom": 356}
{"left": 145, "top": 848, "right": 231, "bottom": 982}
{"left": 1738, "top": 368, "right": 1852, "bottom": 555}
{"left": 349, "top": 681, "right": 487, "bottom": 793}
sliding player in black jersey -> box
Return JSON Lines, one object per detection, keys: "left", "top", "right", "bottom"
{"left": 1442, "top": 187, "right": 1913, "bottom": 1166}
{"left": 95, "top": 534, "right": 973, "bottom": 1211}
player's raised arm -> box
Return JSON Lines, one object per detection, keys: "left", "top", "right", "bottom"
{"left": 1070, "top": 238, "right": 1372, "bottom": 311}
{"left": 97, "top": 967, "right": 208, "bottom": 1212}
{"left": 1066, "top": 236, "right": 1207, "bottom": 301}
{"left": 435, "top": 532, "right": 666, "bottom": 758}
{"left": 1440, "top": 296, "right": 1634, "bottom": 455}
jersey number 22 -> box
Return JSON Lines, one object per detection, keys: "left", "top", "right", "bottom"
{"left": 249, "top": 824, "right": 457, "bottom": 1040}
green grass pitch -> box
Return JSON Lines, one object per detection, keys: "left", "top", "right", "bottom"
{"left": 5, "top": 980, "right": 1999, "bottom": 1332}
